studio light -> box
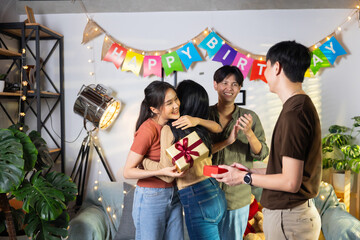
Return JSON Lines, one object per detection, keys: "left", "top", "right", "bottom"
{"left": 71, "top": 84, "right": 121, "bottom": 207}
{"left": 73, "top": 84, "right": 121, "bottom": 130}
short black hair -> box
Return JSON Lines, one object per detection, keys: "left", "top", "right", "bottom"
{"left": 266, "top": 40, "right": 311, "bottom": 83}
{"left": 213, "top": 65, "right": 244, "bottom": 86}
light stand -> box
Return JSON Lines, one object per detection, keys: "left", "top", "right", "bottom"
{"left": 71, "top": 84, "right": 121, "bottom": 207}
{"left": 70, "top": 130, "right": 115, "bottom": 207}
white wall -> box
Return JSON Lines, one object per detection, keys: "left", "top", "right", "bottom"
{"left": 17, "top": 9, "right": 360, "bottom": 192}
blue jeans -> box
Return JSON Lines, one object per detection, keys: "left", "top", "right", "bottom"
{"left": 178, "top": 178, "right": 227, "bottom": 240}
{"left": 132, "top": 186, "right": 184, "bottom": 240}
{"left": 219, "top": 204, "right": 250, "bottom": 240}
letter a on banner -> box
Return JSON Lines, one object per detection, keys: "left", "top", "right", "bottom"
{"left": 250, "top": 60, "right": 267, "bottom": 83}
{"left": 143, "top": 56, "right": 162, "bottom": 77}
{"left": 103, "top": 43, "right": 127, "bottom": 69}
{"left": 176, "top": 42, "right": 203, "bottom": 69}
{"left": 319, "top": 36, "right": 347, "bottom": 65}
{"left": 198, "top": 31, "right": 223, "bottom": 58}
{"left": 161, "top": 52, "right": 184, "bottom": 76}
{"left": 232, "top": 52, "right": 254, "bottom": 78}
{"left": 122, "top": 51, "right": 144, "bottom": 76}
{"left": 310, "top": 49, "right": 331, "bottom": 75}
{"left": 212, "top": 43, "right": 237, "bottom": 66}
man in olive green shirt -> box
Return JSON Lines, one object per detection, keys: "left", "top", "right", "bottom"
{"left": 210, "top": 65, "right": 269, "bottom": 240}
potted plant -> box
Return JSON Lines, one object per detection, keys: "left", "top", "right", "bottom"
{"left": 322, "top": 116, "right": 360, "bottom": 191}
{"left": 0, "top": 124, "right": 77, "bottom": 239}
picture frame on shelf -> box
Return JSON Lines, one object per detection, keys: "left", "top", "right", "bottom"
{"left": 25, "top": 6, "right": 36, "bottom": 23}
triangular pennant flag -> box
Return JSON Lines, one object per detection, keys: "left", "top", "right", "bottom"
{"left": 82, "top": 20, "right": 104, "bottom": 44}
{"left": 176, "top": 42, "right": 203, "bottom": 69}
{"left": 212, "top": 43, "right": 237, "bottom": 66}
{"left": 198, "top": 31, "right": 223, "bottom": 58}
{"left": 122, "top": 51, "right": 145, "bottom": 76}
{"left": 143, "top": 56, "right": 162, "bottom": 77}
{"left": 304, "top": 68, "right": 311, "bottom": 77}
{"left": 319, "top": 36, "right": 347, "bottom": 65}
{"left": 249, "top": 60, "right": 267, "bottom": 83}
{"left": 231, "top": 52, "right": 254, "bottom": 78}
{"left": 310, "top": 49, "right": 331, "bottom": 75}
{"left": 161, "top": 52, "right": 184, "bottom": 76}
{"left": 103, "top": 42, "right": 127, "bottom": 69}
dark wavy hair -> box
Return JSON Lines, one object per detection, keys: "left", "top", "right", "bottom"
{"left": 168, "top": 80, "right": 212, "bottom": 155}
{"left": 213, "top": 65, "right": 244, "bottom": 86}
{"left": 135, "top": 81, "right": 175, "bottom": 131}
{"left": 266, "top": 40, "right": 311, "bottom": 83}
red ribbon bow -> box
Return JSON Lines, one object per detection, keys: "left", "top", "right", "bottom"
{"left": 172, "top": 137, "right": 202, "bottom": 168}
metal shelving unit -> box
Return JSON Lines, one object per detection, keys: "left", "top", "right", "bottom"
{"left": 0, "top": 22, "right": 65, "bottom": 172}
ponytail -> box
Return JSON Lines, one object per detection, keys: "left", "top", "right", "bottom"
{"left": 135, "top": 99, "right": 152, "bottom": 131}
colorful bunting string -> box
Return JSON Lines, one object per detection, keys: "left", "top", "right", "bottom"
{"left": 81, "top": 6, "right": 359, "bottom": 81}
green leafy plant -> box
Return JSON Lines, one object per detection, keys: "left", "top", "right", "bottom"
{"left": 322, "top": 116, "right": 360, "bottom": 173}
{"left": 0, "top": 125, "right": 77, "bottom": 239}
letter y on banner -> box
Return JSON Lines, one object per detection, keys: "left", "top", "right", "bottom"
{"left": 319, "top": 36, "right": 347, "bottom": 65}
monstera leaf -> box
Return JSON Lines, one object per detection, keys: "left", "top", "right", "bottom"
{"left": 13, "top": 171, "right": 66, "bottom": 221}
{"left": 8, "top": 128, "right": 38, "bottom": 171}
{"left": 45, "top": 171, "right": 77, "bottom": 203}
{"left": 0, "top": 129, "right": 25, "bottom": 192}
{"left": 24, "top": 211, "right": 69, "bottom": 240}
{"left": 28, "top": 131, "right": 53, "bottom": 170}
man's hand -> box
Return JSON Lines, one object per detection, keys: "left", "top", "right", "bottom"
{"left": 230, "top": 162, "right": 250, "bottom": 172}
{"left": 172, "top": 115, "right": 199, "bottom": 130}
{"left": 238, "top": 114, "right": 254, "bottom": 136}
{"left": 211, "top": 164, "right": 247, "bottom": 186}
{"left": 226, "top": 118, "right": 242, "bottom": 145}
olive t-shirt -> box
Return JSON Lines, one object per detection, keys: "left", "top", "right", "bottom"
{"left": 260, "top": 94, "right": 322, "bottom": 209}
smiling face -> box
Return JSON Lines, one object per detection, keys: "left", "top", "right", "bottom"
{"left": 214, "top": 74, "right": 241, "bottom": 104}
{"left": 152, "top": 88, "right": 180, "bottom": 125}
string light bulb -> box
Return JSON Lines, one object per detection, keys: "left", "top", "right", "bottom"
{"left": 94, "top": 27, "right": 98, "bottom": 31}
{"left": 106, "top": 207, "right": 111, "bottom": 212}
{"left": 192, "top": 39, "right": 196, "bottom": 43}
{"left": 21, "top": 95, "right": 26, "bottom": 101}
{"left": 105, "top": 36, "right": 109, "bottom": 41}
{"left": 98, "top": 197, "right": 102, "bottom": 202}
{"left": 94, "top": 185, "right": 98, "bottom": 190}
{"left": 20, "top": 112, "right": 26, "bottom": 117}
{"left": 87, "top": 46, "right": 93, "bottom": 50}
{"left": 337, "top": 27, "right": 342, "bottom": 31}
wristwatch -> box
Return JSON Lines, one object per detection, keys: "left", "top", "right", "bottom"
{"left": 244, "top": 172, "right": 252, "bottom": 186}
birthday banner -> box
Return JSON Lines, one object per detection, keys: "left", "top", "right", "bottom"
{"left": 82, "top": 18, "right": 351, "bottom": 82}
